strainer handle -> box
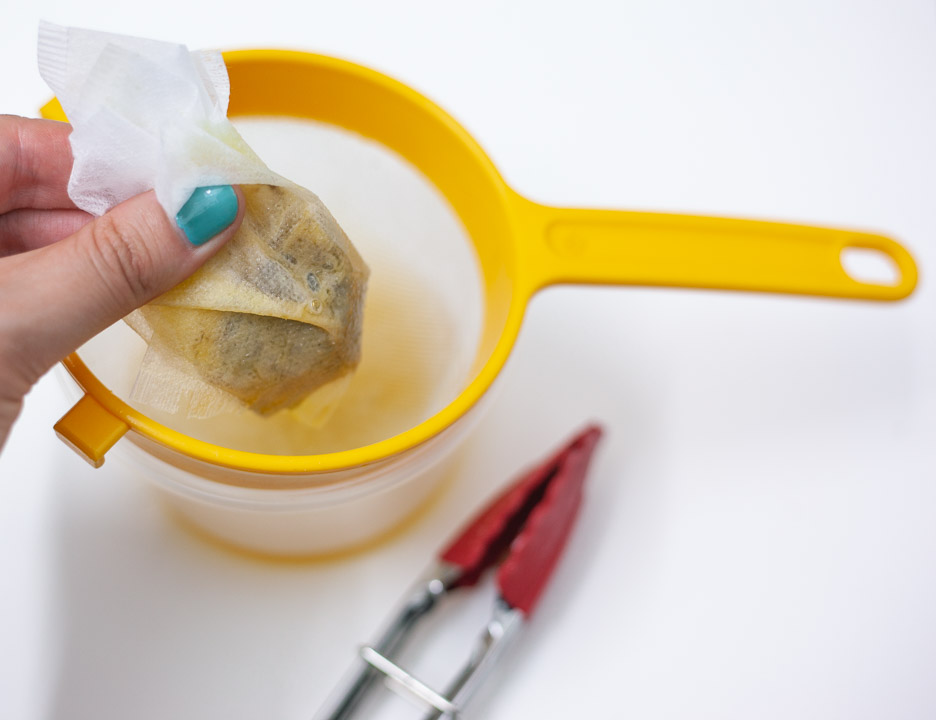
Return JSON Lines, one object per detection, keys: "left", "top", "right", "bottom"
{"left": 513, "top": 195, "right": 917, "bottom": 301}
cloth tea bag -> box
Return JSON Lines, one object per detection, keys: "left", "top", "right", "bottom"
{"left": 37, "top": 22, "right": 368, "bottom": 418}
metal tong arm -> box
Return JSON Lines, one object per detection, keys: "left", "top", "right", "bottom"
{"left": 420, "top": 598, "right": 524, "bottom": 719}
{"left": 313, "top": 563, "right": 461, "bottom": 720}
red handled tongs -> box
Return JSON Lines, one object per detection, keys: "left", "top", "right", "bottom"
{"left": 314, "top": 425, "right": 604, "bottom": 719}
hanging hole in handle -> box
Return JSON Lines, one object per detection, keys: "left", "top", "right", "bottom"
{"left": 840, "top": 246, "right": 901, "bottom": 287}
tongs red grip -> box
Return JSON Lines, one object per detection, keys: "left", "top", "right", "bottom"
{"left": 440, "top": 424, "right": 603, "bottom": 615}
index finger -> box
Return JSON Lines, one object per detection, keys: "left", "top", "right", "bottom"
{"left": 0, "top": 115, "right": 77, "bottom": 214}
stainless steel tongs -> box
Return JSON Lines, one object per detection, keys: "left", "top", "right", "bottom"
{"left": 313, "top": 425, "right": 604, "bottom": 719}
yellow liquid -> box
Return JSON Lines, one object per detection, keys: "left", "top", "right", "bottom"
{"left": 142, "top": 256, "right": 466, "bottom": 454}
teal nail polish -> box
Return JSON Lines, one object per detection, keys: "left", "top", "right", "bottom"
{"left": 175, "top": 185, "right": 238, "bottom": 246}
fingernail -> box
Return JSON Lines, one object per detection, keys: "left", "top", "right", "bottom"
{"left": 175, "top": 185, "right": 238, "bottom": 246}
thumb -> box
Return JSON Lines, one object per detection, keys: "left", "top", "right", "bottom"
{"left": 0, "top": 185, "right": 244, "bottom": 390}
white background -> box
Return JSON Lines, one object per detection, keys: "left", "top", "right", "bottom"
{"left": 3, "top": 1, "right": 936, "bottom": 718}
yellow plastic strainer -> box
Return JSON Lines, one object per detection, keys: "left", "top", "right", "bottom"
{"left": 44, "top": 49, "right": 918, "bottom": 477}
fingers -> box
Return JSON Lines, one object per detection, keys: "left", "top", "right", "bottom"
{"left": 0, "top": 186, "right": 244, "bottom": 392}
{"left": 0, "top": 115, "right": 77, "bottom": 214}
{"left": 0, "top": 207, "right": 92, "bottom": 256}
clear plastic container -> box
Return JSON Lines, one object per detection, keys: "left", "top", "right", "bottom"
{"left": 108, "top": 405, "right": 483, "bottom": 557}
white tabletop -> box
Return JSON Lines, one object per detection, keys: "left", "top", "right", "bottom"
{"left": 3, "top": 2, "right": 935, "bottom": 719}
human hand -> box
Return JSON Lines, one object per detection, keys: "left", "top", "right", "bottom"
{"left": 0, "top": 115, "right": 244, "bottom": 452}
